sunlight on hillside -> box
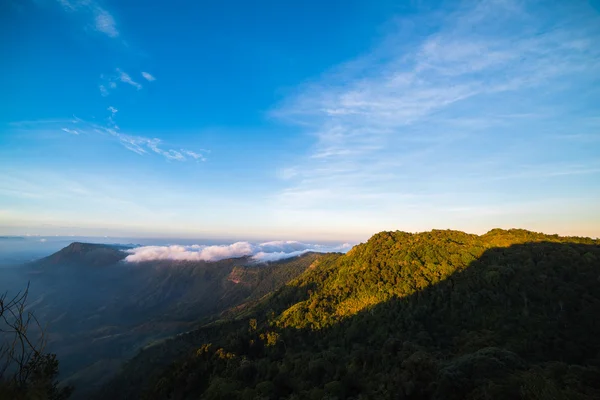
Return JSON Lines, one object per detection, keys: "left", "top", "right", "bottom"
{"left": 275, "top": 229, "right": 598, "bottom": 331}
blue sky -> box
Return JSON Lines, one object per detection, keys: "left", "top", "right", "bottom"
{"left": 1, "top": 0, "right": 599, "bottom": 241}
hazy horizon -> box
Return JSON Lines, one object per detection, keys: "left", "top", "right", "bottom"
{"left": 12, "top": 225, "right": 579, "bottom": 268}
{"left": 0, "top": 234, "right": 354, "bottom": 266}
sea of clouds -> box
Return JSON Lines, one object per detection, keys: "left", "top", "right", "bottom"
{"left": 124, "top": 241, "right": 353, "bottom": 263}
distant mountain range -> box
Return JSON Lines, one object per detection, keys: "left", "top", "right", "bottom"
{"left": 0, "top": 236, "right": 26, "bottom": 240}
{"left": 1, "top": 241, "right": 323, "bottom": 398}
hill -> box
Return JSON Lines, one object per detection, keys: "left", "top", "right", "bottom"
{"left": 30, "top": 242, "right": 129, "bottom": 268}
{"left": 98, "top": 229, "right": 600, "bottom": 399}
{"left": 0, "top": 236, "right": 26, "bottom": 240}
{"left": 1, "top": 243, "right": 323, "bottom": 399}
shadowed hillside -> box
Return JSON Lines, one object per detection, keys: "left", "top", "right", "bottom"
{"left": 98, "top": 229, "right": 600, "bottom": 399}
{"left": 2, "top": 244, "right": 323, "bottom": 399}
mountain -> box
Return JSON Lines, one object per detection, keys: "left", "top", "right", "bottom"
{"left": 30, "top": 242, "right": 129, "bottom": 268}
{"left": 1, "top": 243, "right": 323, "bottom": 399}
{"left": 0, "top": 236, "right": 26, "bottom": 240}
{"left": 98, "top": 229, "right": 600, "bottom": 400}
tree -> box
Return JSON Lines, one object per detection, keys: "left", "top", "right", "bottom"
{"left": 0, "top": 283, "right": 72, "bottom": 399}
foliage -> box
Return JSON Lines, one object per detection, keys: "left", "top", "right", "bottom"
{"left": 99, "top": 229, "right": 600, "bottom": 399}
{"left": 5, "top": 248, "right": 319, "bottom": 398}
{"left": 0, "top": 285, "right": 72, "bottom": 399}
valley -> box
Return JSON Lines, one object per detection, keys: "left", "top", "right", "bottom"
{"left": 0, "top": 243, "right": 322, "bottom": 398}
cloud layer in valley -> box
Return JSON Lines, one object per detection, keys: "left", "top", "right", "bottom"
{"left": 125, "top": 241, "right": 352, "bottom": 263}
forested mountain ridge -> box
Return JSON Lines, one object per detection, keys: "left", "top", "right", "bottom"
{"left": 275, "top": 228, "right": 598, "bottom": 330}
{"left": 99, "top": 229, "right": 600, "bottom": 399}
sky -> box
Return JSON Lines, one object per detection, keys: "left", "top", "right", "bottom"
{"left": 1, "top": 0, "right": 599, "bottom": 242}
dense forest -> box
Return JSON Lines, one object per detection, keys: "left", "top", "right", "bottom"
{"left": 95, "top": 229, "right": 600, "bottom": 399}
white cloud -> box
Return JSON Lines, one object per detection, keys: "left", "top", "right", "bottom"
{"left": 272, "top": 0, "right": 600, "bottom": 217}
{"left": 94, "top": 9, "right": 118, "bottom": 37}
{"left": 116, "top": 68, "right": 142, "bottom": 90}
{"left": 251, "top": 250, "right": 310, "bottom": 263}
{"left": 144, "top": 139, "right": 184, "bottom": 161}
{"left": 181, "top": 150, "right": 207, "bottom": 162}
{"left": 99, "top": 69, "right": 145, "bottom": 96}
{"left": 14, "top": 109, "right": 208, "bottom": 163}
{"left": 46, "top": 108, "right": 210, "bottom": 162}
{"left": 141, "top": 72, "right": 156, "bottom": 82}
{"left": 56, "top": 0, "right": 119, "bottom": 38}
{"left": 57, "top": 0, "right": 76, "bottom": 11}
{"left": 109, "top": 133, "right": 199, "bottom": 162}
{"left": 125, "top": 241, "right": 352, "bottom": 263}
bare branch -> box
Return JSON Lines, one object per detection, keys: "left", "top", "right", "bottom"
{"left": 0, "top": 282, "right": 45, "bottom": 384}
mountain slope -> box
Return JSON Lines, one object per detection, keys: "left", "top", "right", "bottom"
{"left": 99, "top": 229, "right": 600, "bottom": 399}
{"left": 31, "top": 242, "right": 129, "bottom": 268}
{"left": 3, "top": 243, "right": 323, "bottom": 399}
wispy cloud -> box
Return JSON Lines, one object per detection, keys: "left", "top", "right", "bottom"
{"left": 66, "top": 108, "right": 208, "bottom": 162}
{"left": 94, "top": 8, "right": 118, "bottom": 38}
{"left": 146, "top": 139, "right": 185, "bottom": 161}
{"left": 99, "top": 69, "right": 145, "bottom": 95}
{"left": 53, "top": 1, "right": 154, "bottom": 104}
{"left": 107, "top": 106, "right": 118, "bottom": 128}
{"left": 125, "top": 241, "right": 352, "bottom": 263}
{"left": 99, "top": 76, "right": 114, "bottom": 96}
{"left": 56, "top": 0, "right": 119, "bottom": 38}
{"left": 141, "top": 72, "right": 156, "bottom": 82}
{"left": 98, "top": 108, "right": 206, "bottom": 161}
{"left": 9, "top": 110, "right": 209, "bottom": 163}
{"left": 57, "top": 0, "right": 76, "bottom": 11}
{"left": 272, "top": 0, "right": 600, "bottom": 216}
{"left": 180, "top": 150, "right": 207, "bottom": 162}
{"left": 116, "top": 68, "right": 142, "bottom": 90}
{"left": 98, "top": 127, "right": 205, "bottom": 162}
